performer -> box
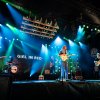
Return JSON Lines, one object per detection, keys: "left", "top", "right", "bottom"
{"left": 94, "top": 53, "right": 100, "bottom": 79}
{"left": 59, "top": 45, "right": 69, "bottom": 81}
{"left": 7, "top": 57, "right": 13, "bottom": 66}
{"left": 12, "top": 57, "right": 19, "bottom": 65}
{"left": 7, "top": 57, "right": 19, "bottom": 74}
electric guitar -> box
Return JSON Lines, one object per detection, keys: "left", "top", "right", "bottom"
{"left": 59, "top": 54, "right": 76, "bottom": 61}
{"left": 94, "top": 60, "right": 100, "bottom": 66}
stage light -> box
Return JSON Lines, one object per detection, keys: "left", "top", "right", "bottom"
{"left": 83, "top": 25, "right": 85, "bottom": 27}
{"left": 68, "top": 40, "right": 74, "bottom": 46}
{"left": 63, "top": 37, "right": 68, "bottom": 41}
{"left": 6, "top": 3, "right": 8, "bottom": 5}
{"left": 20, "top": 17, "right": 59, "bottom": 39}
{"left": 86, "top": 26, "right": 89, "bottom": 28}
{"left": 97, "top": 29, "right": 100, "bottom": 32}
{"left": 75, "top": 25, "right": 85, "bottom": 42}
{"left": 79, "top": 42, "right": 81, "bottom": 44}
{"left": 4, "top": 39, "right": 15, "bottom": 64}
{"left": 0, "top": 36, "right": 2, "bottom": 39}
{"left": 6, "top": 4, "right": 22, "bottom": 26}
{"left": 91, "top": 29, "right": 93, "bottom": 31}
{"left": 94, "top": 28, "right": 97, "bottom": 30}
{"left": 54, "top": 36, "right": 63, "bottom": 46}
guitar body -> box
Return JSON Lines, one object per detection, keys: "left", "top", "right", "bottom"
{"left": 59, "top": 54, "right": 76, "bottom": 61}
{"left": 59, "top": 54, "right": 69, "bottom": 61}
{"left": 94, "top": 60, "right": 100, "bottom": 66}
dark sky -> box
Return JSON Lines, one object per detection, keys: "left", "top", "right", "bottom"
{"left": 1, "top": 0, "right": 100, "bottom": 23}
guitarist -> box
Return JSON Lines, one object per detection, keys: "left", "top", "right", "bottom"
{"left": 94, "top": 53, "right": 100, "bottom": 79}
{"left": 59, "top": 45, "right": 69, "bottom": 81}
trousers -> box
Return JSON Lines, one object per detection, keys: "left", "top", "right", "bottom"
{"left": 61, "top": 61, "right": 68, "bottom": 79}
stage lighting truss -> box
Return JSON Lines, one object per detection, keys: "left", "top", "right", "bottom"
{"left": 20, "top": 16, "right": 59, "bottom": 39}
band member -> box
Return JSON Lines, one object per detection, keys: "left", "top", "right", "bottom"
{"left": 59, "top": 45, "right": 69, "bottom": 80}
{"left": 7, "top": 57, "right": 19, "bottom": 74}
{"left": 7, "top": 57, "right": 13, "bottom": 66}
{"left": 94, "top": 53, "right": 100, "bottom": 79}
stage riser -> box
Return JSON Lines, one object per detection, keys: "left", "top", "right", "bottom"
{"left": 1, "top": 74, "right": 100, "bottom": 100}
{"left": 10, "top": 81, "right": 100, "bottom": 100}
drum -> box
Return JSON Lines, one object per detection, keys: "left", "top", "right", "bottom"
{"left": 10, "top": 65, "right": 18, "bottom": 74}
{"left": 38, "top": 75, "right": 44, "bottom": 80}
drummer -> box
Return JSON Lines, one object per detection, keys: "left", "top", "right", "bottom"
{"left": 7, "top": 57, "right": 19, "bottom": 65}
{"left": 6, "top": 57, "right": 19, "bottom": 73}
{"left": 7, "top": 57, "right": 13, "bottom": 66}
{"left": 12, "top": 57, "right": 19, "bottom": 65}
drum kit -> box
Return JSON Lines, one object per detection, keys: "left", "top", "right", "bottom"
{"left": 7, "top": 61, "right": 19, "bottom": 74}
{"left": 0, "top": 56, "right": 19, "bottom": 74}
{"left": 10, "top": 65, "right": 18, "bottom": 74}
{"left": 2, "top": 63, "right": 18, "bottom": 74}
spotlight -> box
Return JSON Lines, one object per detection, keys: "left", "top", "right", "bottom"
{"left": 6, "top": 3, "right": 8, "bottom": 5}
{"left": 83, "top": 25, "right": 85, "bottom": 27}
{"left": 91, "top": 29, "right": 93, "bottom": 31}
{"left": 95, "top": 28, "right": 97, "bottom": 31}
{"left": 0, "top": 36, "right": 2, "bottom": 39}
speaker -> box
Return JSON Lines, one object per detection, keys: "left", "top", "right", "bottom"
{"left": 0, "top": 74, "right": 11, "bottom": 100}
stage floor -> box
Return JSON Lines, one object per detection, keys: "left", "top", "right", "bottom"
{"left": 13, "top": 79, "right": 100, "bottom": 84}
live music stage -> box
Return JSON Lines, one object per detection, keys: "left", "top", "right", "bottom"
{"left": 1, "top": 74, "right": 100, "bottom": 100}
{"left": 0, "top": 0, "right": 100, "bottom": 100}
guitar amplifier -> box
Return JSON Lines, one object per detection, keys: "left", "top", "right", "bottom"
{"left": 75, "top": 67, "right": 83, "bottom": 80}
{"left": 75, "top": 75, "right": 83, "bottom": 80}
{"left": 45, "top": 69, "right": 50, "bottom": 74}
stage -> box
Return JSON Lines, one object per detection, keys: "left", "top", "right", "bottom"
{"left": 10, "top": 80, "right": 100, "bottom": 100}
{"left": 1, "top": 74, "right": 100, "bottom": 100}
